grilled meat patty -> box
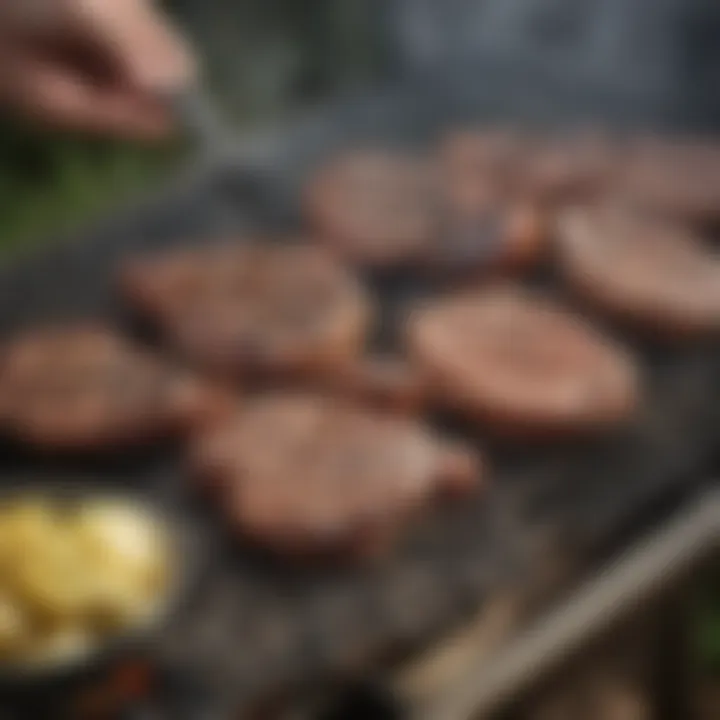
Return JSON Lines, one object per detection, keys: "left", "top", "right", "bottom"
{"left": 307, "top": 144, "right": 547, "bottom": 277}
{"left": 305, "top": 150, "right": 438, "bottom": 268}
{"left": 619, "top": 137, "right": 720, "bottom": 224}
{"left": 192, "top": 394, "right": 482, "bottom": 560}
{"left": 408, "top": 286, "right": 640, "bottom": 438}
{"left": 557, "top": 206, "right": 720, "bottom": 339}
{"left": 119, "top": 243, "right": 372, "bottom": 380}
{"left": 515, "top": 131, "right": 618, "bottom": 204}
{"left": 0, "top": 326, "right": 226, "bottom": 450}
{"left": 440, "top": 129, "right": 525, "bottom": 197}
{"left": 442, "top": 128, "right": 617, "bottom": 204}
{"left": 436, "top": 128, "right": 618, "bottom": 276}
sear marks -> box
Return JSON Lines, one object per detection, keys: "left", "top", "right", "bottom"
{"left": 557, "top": 205, "right": 720, "bottom": 340}
{"left": 191, "top": 394, "right": 482, "bottom": 561}
{"left": 408, "top": 286, "right": 640, "bottom": 438}
{"left": 119, "top": 243, "right": 372, "bottom": 380}
{"left": 0, "top": 326, "right": 227, "bottom": 451}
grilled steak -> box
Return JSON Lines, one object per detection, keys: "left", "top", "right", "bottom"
{"left": 408, "top": 286, "right": 640, "bottom": 438}
{"left": 557, "top": 206, "right": 720, "bottom": 339}
{"left": 307, "top": 143, "right": 546, "bottom": 276}
{"left": 516, "top": 131, "right": 618, "bottom": 204}
{"left": 119, "top": 243, "right": 372, "bottom": 380}
{"left": 304, "top": 150, "right": 438, "bottom": 268}
{"left": 436, "top": 128, "right": 619, "bottom": 275}
{"left": 441, "top": 129, "right": 525, "bottom": 197}
{"left": 442, "top": 128, "right": 616, "bottom": 205}
{"left": 620, "top": 137, "right": 720, "bottom": 224}
{"left": 192, "top": 394, "right": 482, "bottom": 560}
{"left": 0, "top": 326, "right": 227, "bottom": 450}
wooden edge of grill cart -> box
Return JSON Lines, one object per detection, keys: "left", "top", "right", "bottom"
{"left": 382, "top": 487, "right": 720, "bottom": 720}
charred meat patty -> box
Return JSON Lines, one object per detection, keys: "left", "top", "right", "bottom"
{"left": 0, "top": 326, "right": 226, "bottom": 450}
{"left": 408, "top": 286, "right": 640, "bottom": 438}
{"left": 305, "top": 150, "right": 438, "bottom": 268}
{"left": 557, "top": 206, "right": 720, "bottom": 339}
{"left": 619, "top": 137, "right": 720, "bottom": 224}
{"left": 192, "top": 394, "right": 482, "bottom": 560}
{"left": 120, "top": 243, "right": 372, "bottom": 380}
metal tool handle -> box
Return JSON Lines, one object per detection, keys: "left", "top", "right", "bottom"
{"left": 166, "top": 90, "right": 235, "bottom": 158}
{"left": 412, "top": 488, "right": 720, "bottom": 720}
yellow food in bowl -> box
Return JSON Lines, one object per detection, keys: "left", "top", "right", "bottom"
{"left": 0, "top": 495, "right": 172, "bottom": 670}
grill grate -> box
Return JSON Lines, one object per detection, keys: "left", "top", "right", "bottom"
{"left": 0, "top": 76, "right": 717, "bottom": 713}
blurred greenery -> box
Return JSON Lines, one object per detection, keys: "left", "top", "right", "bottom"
{"left": 0, "top": 121, "right": 179, "bottom": 253}
{"left": 0, "top": 0, "right": 384, "bottom": 252}
{"left": 697, "top": 569, "right": 720, "bottom": 673}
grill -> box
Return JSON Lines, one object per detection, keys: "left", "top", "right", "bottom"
{"left": 0, "top": 70, "right": 718, "bottom": 717}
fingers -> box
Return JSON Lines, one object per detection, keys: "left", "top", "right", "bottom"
{"left": 0, "top": 0, "right": 198, "bottom": 139}
{"left": 0, "top": 1, "right": 197, "bottom": 92}
{"left": 75, "top": 0, "right": 198, "bottom": 93}
{"left": 0, "top": 44, "right": 174, "bottom": 139}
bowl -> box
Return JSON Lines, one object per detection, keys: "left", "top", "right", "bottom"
{"left": 0, "top": 483, "right": 200, "bottom": 699}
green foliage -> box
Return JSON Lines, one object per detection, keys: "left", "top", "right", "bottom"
{"left": 0, "top": 0, "right": 380, "bottom": 254}
{"left": 696, "top": 569, "right": 720, "bottom": 673}
{"left": 0, "top": 122, "right": 178, "bottom": 252}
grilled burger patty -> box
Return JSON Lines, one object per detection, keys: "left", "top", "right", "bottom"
{"left": 307, "top": 144, "right": 547, "bottom": 276}
{"left": 305, "top": 150, "right": 438, "bottom": 268}
{"left": 436, "top": 128, "right": 616, "bottom": 276}
{"left": 119, "top": 243, "right": 372, "bottom": 379}
{"left": 557, "top": 206, "right": 720, "bottom": 339}
{"left": 440, "top": 129, "right": 525, "bottom": 197}
{"left": 192, "top": 394, "right": 482, "bottom": 560}
{"left": 441, "top": 128, "right": 617, "bottom": 204}
{"left": 514, "top": 131, "right": 618, "bottom": 204}
{"left": 619, "top": 137, "right": 720, "bottom": 224}
{"left": 408, "top": 286, "right": 640, "bottom": 437}
{"left": 0, "top": 326, "right": 226, "bottom": 450}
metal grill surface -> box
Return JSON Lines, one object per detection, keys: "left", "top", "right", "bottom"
{"left": 0, "top": 78, "right": 717, "bottom": 711}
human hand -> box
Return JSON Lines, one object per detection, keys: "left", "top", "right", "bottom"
{"left": 0, "top": 0, "right": 196, "bottom": 138}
